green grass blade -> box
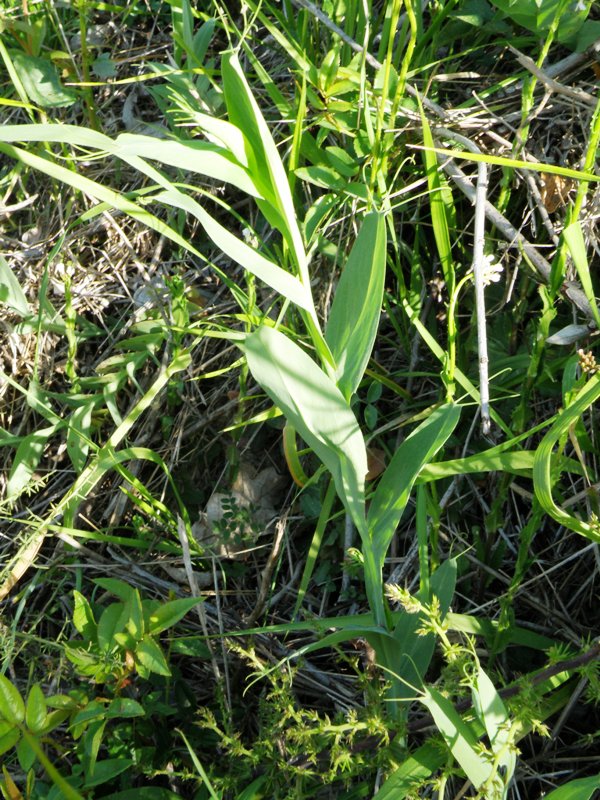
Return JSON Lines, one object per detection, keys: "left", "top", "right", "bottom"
{"left": 533, "top": 374, "right": 600, "bottom": 542}
{"left": 541, "top": 774, "right": 600, "bottom": 800}
{"left": 563, "top": 221, "right": 600, "bottom": 328}
{"left": 416, "top": 145, "right": 600, "bottom": 183}
{"left": 401, "top": 297, "right": 512, "bottom": 435}
{"left": 0, "top": 254, "right": 31, "bottom": 316}
{"left": 368, "top": 404, "right": 461, "bottom": 565}
{"left": 152, "top": 188, "right": 313, "bottom": 310}
{"left": 419, "top": 103, "right": 455, "bottom": 297}
{"left": 115, "top": 133, "right": 262, "bottom": 197}
{"left": 0, "top": 142, "right": 206, "bottom": 268}
{"left": 293, "top": 478, "right": 337, "bottom": 618}
{"left": 325, "top": 212, "right": 387, "bottom": 399}
{"left": 176, "top": 728, "right": 220, "bottom": 800}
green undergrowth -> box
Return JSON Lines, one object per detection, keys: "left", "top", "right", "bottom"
{"left": 0, "top": 0, "right": 599, "bottom": 797}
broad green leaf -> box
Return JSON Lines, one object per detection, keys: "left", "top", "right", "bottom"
{"left": 85, "top": 718, "right": 107, "bottom": 778}
{"left": 94, "top": 578, "right": 136, "bottom": 603}
{"left": 83, "top": 758, "right": 133, "bottom": 789}
{"left": 368, "top": 404, "right": 461, "bottom": 564}
{"left": 6, "top": 425, "right": 58, "bottom": 500}
{"left": 114, "top": 133, "right": 261, "bottom": 198}
{"left": 377, "top": 560, "right": 456, "bottom": 720}
{"left": 105, "top": 698, "right": 145, "bottom": 720}
{"left": 563, "top": 221, "right": 600, "bottom": 328}
{"left": 70, "top": 700, "right": 107, "bottom": 727}
{"left": 420, "top": 686, "right": 492, "bottom": 789}
{"left": 97, "top": 603, "right": 126, "bottom": 651}
{"left": 41, "top": 708, "right": 71, "bottom": 734}
{"left": 0, "top": 675, "right": 25, "bottom": 724}
{"left": 169, "top": 637, "right": 212, "bottom": 658}
{"left": 66, "top": 400, "right": 95, "bottom": 474}
{"left": 125, "top": 589, "right": 144, "bottom": 641}
{"left": 472, "top": 667, "right": 516, "bottom": 796}
{"left": 221, "top": 52, "right": 308, "bottom": 282}
{"left": 146, "top": 596, "right": 203, "bottom": 635}
{"left": 542, "top": 774, "right": 600, "bottom": 800}
{"left": 92, "top": 53, "right": 117, "bottom": 79}
{"left": 374, "top": 740, "right": 446, "bottom": 799}
{"left": 25, "top": 685, "right": 47, "bottom": 734}
{"left": 244, "top": 326, "right": 368, "bottom": 533}
{"left": 12, "top": 53, "right": 77, "bottom": 108}
{"left": 0, "top": 254, "right": 30, "bottom": 316}
{"left": 0, "top": 726, "right": 20, "bottom": 757}
{"left": 135, "top": 636, "right": 171, "bottom": 676}
{"left": 488, "top": 0, "right": 590, "bottom": 45}
{"left": 325, "top": 212, "right": 386, "bottom": 399}
{"left": 72, "top": 591, "right": 97, "bottom": 640}
{"left": 533, "top": 374, "right": 600, "bottom": 541}
{"left": 16, "top": 735, "right": 36, "bottom": 771}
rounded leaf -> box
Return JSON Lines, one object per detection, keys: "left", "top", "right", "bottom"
{"left": 25, "top": 684, "right": 47, "bottom": 734}
{"left": 0, "top": 675, "right": 25, "bottom": 724}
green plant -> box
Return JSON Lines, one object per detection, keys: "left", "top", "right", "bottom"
{"left": 65, "top": 579, "right": 203, "bottom": 686}
{"left": 0, "top": 580, "right": 202, "bottom": 798}
{"left": 1, "top": 1, "right": 599, "bottom": 796}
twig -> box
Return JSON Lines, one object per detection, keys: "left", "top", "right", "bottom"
{"left": 442, "top": 159, "right": 598, "bottom": 323}
{"left": 176, "top": 517, "right": 226, "bottom": 699}
{"left": 245, "top": 512, "right": 289, "bottom": 626}
{"left": 436, "top": 129, "right": 491, "bottom": 433}
{"left": 508, "top": 45, "right": 597, "bottom": 107}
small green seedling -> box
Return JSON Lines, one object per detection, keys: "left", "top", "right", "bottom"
{"left": 65, "top": 578, "right": 203, "bottom": 686}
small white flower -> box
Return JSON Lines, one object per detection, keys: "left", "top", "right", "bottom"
{"left": 481, "top": 254, "right": 503, "bottom": 286}
{"left": 242, "top": 227, "right": 259, "bottom": 248}
{"left": 469, "top": 254, "right": 503, "bottom": 287}
{"left": 574, "top": 0, "right": 587, "bottom": 11}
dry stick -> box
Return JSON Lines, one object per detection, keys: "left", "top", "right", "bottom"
{"left": 507, "top": 44, "right": 597, "bottom": 107}
{"left": 176, "top": 518, "right": 228, "bottom": 704}
{"left": 436, "top": 128, "right": 491, "bottom": 433}
{"left": 245, "top": 512, "right": 289, "bottom": 626}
